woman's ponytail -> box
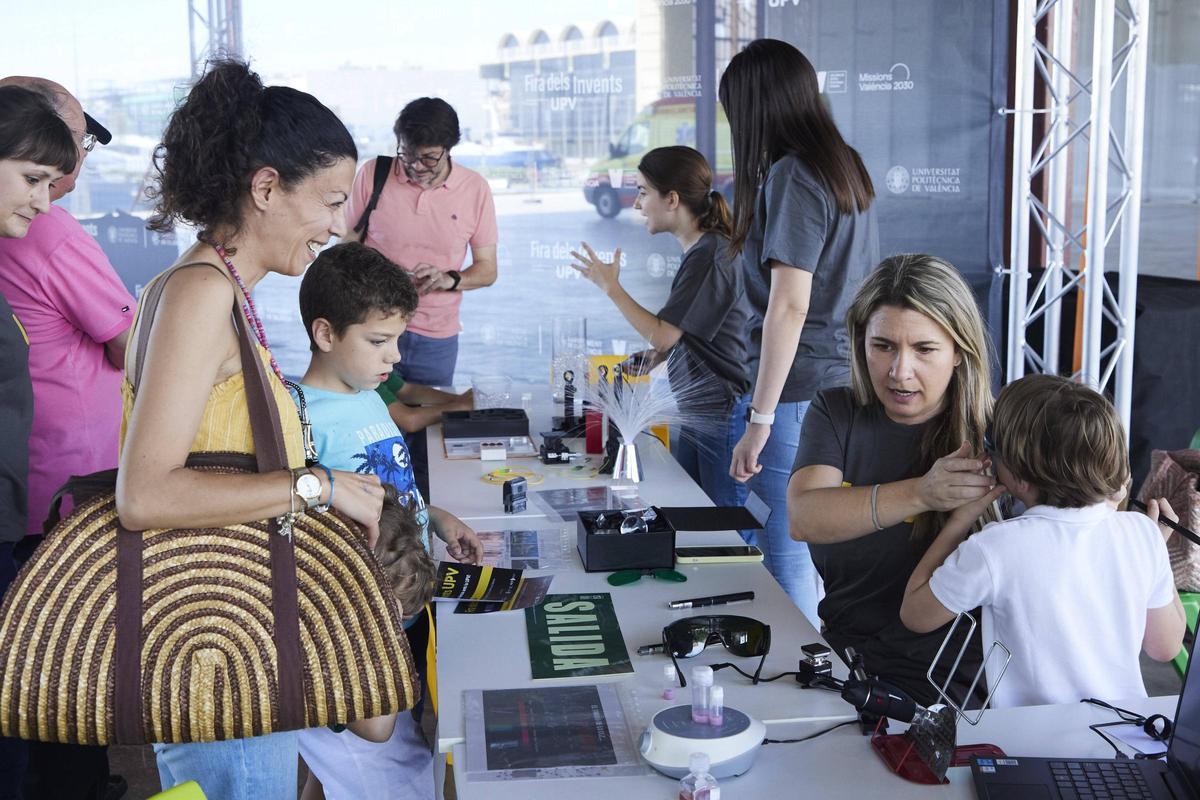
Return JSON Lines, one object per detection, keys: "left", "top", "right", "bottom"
{"left": 699, "top": 189, "right": 733, "bottom": 238}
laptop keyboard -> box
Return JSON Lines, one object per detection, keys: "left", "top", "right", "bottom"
{"left": 1050, "top": 760, "right": 1154, "bottom": 799}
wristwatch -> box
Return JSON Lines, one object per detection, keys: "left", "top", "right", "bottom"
{"left": 745, "top": 406, "right": 776, "bottom": 426}
{"left": 445, "top": 270, "right": 462, "bottom": 291}
{"left": 294, "top": 469, "right": 323, "bottom": 510}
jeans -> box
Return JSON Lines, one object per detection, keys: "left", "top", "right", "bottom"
{"left": 154, "top": 732, "right": 298, "bottom": 800}
{"left": 395, "top": 331, "right": 459, "bottom": 502}
{"left": 728, "top": 396, "right": 820, "bottom": 625}
{"left": 673, "top": 400, "right": 748, "bottom": 511}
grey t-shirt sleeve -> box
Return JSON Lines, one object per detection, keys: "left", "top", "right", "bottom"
{"left": 760, "top": 162, "right": 830, "bottom": 272}
{"left": 793, "top": 388, "right": 850, "bottom": 473}
{"left": 657, "top": 238, "right": 737, "bottom": 343}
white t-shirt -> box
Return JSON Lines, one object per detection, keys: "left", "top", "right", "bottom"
{"left": 929, "top": 503, "right": 1175, "bottom": 709}
{"left": 299, "top": 712, "right": 433, "bottom": 800}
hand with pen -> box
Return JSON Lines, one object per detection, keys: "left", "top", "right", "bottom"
{"left": 1135, "top": 497, "right": 1183, "bottom": 543}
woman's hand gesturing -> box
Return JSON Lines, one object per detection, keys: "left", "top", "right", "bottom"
{"left": 569, "top": 242, "right": 622, "bottom": 296}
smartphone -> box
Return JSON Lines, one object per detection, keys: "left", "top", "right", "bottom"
{"left": 674, "top": 545, "right": 765, "bottom": 564}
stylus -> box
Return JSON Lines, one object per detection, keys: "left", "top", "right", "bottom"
{"left": 1130, "top": 499, "right": 1200, "bottom": 546}
{"left": 668, "top": 591, "right": 755, "bottom": 610}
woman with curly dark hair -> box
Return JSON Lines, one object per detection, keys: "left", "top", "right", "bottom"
{"left": 118, "top": 59, "right": 385, "bottom": 798}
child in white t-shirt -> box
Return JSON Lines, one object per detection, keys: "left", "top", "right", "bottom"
{"left": 900, "top": 374, "right": 1185, "bottom": 708}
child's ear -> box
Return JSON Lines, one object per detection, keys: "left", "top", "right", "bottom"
{"left": 311, "top": 318, "right": 336, "bottom": 352}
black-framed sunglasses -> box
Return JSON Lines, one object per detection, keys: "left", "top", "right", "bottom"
{"left": 396, "top": 146, "right": 446, "bottom": 169}
{"left": 663, "top": 615, "right": 771, "bottom": 687}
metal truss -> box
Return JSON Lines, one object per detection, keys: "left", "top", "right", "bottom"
{"left": 188, "top": 0, "right": 244, "bottom": 78}
{"left": 1006, "top": 0, "right": 1150, "bottom": 436}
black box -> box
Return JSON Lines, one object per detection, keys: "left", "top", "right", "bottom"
{"left": 576, "top": 493, "right": 772, "bottom": 573}
{"left": 441, "top": 408, "right": 529, "bottom": 439}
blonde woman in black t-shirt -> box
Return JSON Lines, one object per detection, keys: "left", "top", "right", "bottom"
{"left": 570, "top": 145, "right": 752, "bottom": 507}
{"left": 787, "top": 253, "right": 996, "bottom": 704}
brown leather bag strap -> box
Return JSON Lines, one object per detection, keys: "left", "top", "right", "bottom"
{"left": 114, "top": 522, "right": 145, "bottom": 743}
{"left": 232, "top": 310, "right": 305, "bottom": 730}
{"left": 128, "top": 261, "right": 226, "bottom": 393}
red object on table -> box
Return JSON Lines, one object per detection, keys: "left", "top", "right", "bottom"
{"left": 585, "top": 410, "right": 603, "bottom": 454}
{"left": 869, "top": 716, "right": 1006, "bottom": 784}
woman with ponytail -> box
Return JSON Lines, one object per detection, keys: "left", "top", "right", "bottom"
{"left": 570, "top": 145, "right": 751, "bottom": 506}
{"left": 719, "top": 39, "right": 880, "bottom": 622}
{"left": 121, "top": 60, "right": 384, "bottom": 798}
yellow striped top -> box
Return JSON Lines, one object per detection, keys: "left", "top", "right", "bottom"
{"left": 120, "top": 342, "right": 304, "bottom": 468}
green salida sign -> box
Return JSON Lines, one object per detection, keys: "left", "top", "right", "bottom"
{"left": 524, "top": 593, "right": 633, "bottom": 680}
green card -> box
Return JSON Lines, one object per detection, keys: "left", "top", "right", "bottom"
{"left": 524, "top": 593, "right": 633, "bottom": 680}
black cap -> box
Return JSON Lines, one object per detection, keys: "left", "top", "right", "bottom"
{"left": 83, "top": 112, "right": 111, "bottom": 145}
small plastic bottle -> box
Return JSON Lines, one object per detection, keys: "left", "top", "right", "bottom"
{"left": 678, "top": 752, "right": 721, "bottom": 800}
{"left": 662, "top": 663, "right": 677, "bottom": 700}
{"left": 690, "top": 665, "right": 713, "bottom": 724}
{"left": 707, "top": 685, "right": 724, "bottom": 726}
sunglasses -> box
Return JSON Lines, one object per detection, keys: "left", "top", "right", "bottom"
{"left": 607, "top": 567, "right": 686, "bottom": 587}
{"left": 662, "top": 615, "right": 771, "bottom": 687}
{"left": 593, "top": 507, "right": 659, "bottom": 535}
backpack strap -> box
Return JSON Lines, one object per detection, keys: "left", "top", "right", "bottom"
{"left": 352, "top": 156, "right": 394, "bottom": 241}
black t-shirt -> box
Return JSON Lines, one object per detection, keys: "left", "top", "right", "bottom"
{"left": 740, "top": 155, "right": 879, "bottom": 403}
{"left": 0, "top": 295, "right": 32, "bottom": 544}
{"left": 794, "top": 387, "right": 983, "bottom": 706}
{"left": 656, "top": 231, "right": 751, "bottom": 409}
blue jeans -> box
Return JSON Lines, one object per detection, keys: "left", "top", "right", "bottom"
{"left": 728, "top": 396, "right": 820, "bottom": 624}
{"left": 673, "top": 400, "right": 748, "bottom": 510}
{"left": 154, "top": 732, "right": 298, "bottom": 800}
{"left": 395, "top": 331, "right": 458, "bottom": 501}
{"left": 396, "top": 330, "right": 459, "bottom": 387}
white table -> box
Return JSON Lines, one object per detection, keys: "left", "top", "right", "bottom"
{"left": 427, "top": 396, "right": 852, "bottom": 758}
{"left": 448, "top": 694, "right": 1180, "bottom": 799}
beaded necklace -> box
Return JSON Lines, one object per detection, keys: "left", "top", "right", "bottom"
{"left": 212, "top": 242, "right": 286, "bottom": 386}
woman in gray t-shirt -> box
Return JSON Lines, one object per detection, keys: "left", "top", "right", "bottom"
{"left": 719, "top": 39, "right": 879, "bottom": 621}
{"left": 788, "top": 254, "right": 995, "bottom": 705}
{"left": 571, "top": 146, "right": 751, "bottom": 507}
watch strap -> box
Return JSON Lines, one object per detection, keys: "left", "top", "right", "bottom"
{"left": 311, "top": 464, "right": 334, "bottom": 513}
{"left": 748, "top": 407, "right": 775, "bottom": 426}
{"left": 446, "top": 270, "right": 462, "bottom": 291}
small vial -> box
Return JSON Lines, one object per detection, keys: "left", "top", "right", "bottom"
{"left": 678, "top": 752, "right": 721, "bottom": 800}
{"left": 521, "top": 392, "right": 534, "bottom": 415}
{"left": 690, "top": 665, "right": 713, "bottom": 724}
{"left": 707, "top": 685, "right": 724, "bottom": 726}
{"left": 661, "top": 663, "right": 676, "bottom": 700}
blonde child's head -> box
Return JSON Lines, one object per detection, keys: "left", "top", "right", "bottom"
{"left": 992, "top": 374, "right": 1129, "bottom": 508}
{"left": 375, "top": 486, "right": 436, "bottom": 621}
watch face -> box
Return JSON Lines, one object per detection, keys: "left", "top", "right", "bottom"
{"left": 296, "top": 473, "right": 321, "bottom": 501}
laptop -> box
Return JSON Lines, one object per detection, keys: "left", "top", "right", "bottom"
{"left": 971, "top": 653, "right": 1200, "bottom": 800}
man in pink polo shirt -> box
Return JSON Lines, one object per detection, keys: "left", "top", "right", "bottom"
{"left": 345, "top": 97, "right": 498, "bottom": 389}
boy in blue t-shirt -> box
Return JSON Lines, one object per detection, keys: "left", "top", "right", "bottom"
{"left": 292, "top": 241, "right": 482, "bottom": 799}
{"left": 295, "top": 241, "right": 482, "bottom": 564}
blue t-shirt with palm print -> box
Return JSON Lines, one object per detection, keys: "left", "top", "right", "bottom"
{"left": 293, "top": 383, "right": 430, "bottom": 550}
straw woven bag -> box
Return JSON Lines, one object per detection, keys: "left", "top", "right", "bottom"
{"left": 0, "top": 265, "right": 417, "bottom": 745}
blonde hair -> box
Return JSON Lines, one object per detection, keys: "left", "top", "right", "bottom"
{"left": 846, "top": 254, "right": 994, "bottom": 537}
{"left": 376, "top": 486, "right": 436, "bottom": 620}
{"left": 993, "top": 374, "right": 1128, "bottom": 507}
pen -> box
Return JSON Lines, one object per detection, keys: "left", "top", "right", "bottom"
{"left": 668, "top": 591, "right": 755, "bottom": 610}
{"left": 1130, "top": 499, "right": 1200, "bottom": 546}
